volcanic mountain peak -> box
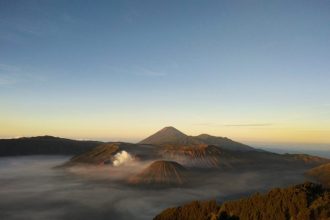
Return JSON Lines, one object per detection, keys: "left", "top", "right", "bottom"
{"left": 139, "top": 126, "right": 201, "bottom": 146}
{"left": 129, "top": 160, "right": 187, "bottom": 186}
{"left": 156, "top": 126, "right": 188, "bottom": 139}
{"left": 148, "top": 160, "right": 186, "bottom": 169}
{"left": 66, "top": 143, "right": 120, "bottom": 165}
{"left": 161, "top": 126, "right": 185, "bottom": 133}
{"left": 139, "top": 126, "right": 256, "bottom": 151}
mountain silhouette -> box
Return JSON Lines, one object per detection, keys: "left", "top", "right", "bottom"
{"left": 0, "top": 136, "right": 101, "bottom": 156}
{"left": 140, "top": 126, "right": 255, "bottom": 151}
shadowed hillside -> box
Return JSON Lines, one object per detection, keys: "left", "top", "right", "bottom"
{"left": 61, "top": 142, "right": 159, "bottom": 167}
{"left": 195, "top": 134, "right": 255, "bottom": 151}
{"left": 159, "top": 145, "right": 238, "bottom": 169}
{"left": 154, "top": 182, "right": 330, "bottom": 220}
{"left": 0, "top": 136, "right": 102, "bottom": 156}
{"left": 64, "top": 143, "right": 120, "bottom": 166}
{"left": 306, "top": 163, "right": 330, "bottom": 188}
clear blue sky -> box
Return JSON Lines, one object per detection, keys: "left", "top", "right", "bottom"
{"left": 0, "top": 0, "right": 330, "bottom": 148}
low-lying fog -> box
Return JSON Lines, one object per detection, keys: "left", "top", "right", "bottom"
{"left": 0, "top": 156, "right": 308, "bottom": 220}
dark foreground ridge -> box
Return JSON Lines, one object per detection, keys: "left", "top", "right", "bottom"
{"left": 154, "top": 182, "right": 330, "bottom": 220}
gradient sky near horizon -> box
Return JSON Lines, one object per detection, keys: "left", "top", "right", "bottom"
{"left": 1, "top": 0, "right": 330, "bottom": 149}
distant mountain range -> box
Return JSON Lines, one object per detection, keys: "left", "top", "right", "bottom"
{"left": 0, "top": 126, "right": 253, "bottom": 157}
{"left": 2, "top": 127, "right": 330, "bottom": 188}
{"left": 2, "top": 128, "right": 328, "bottom": 167}
{"left": 0, "top": 135, "right": 101, "bottom": 156}
{"left": 140, "top": 126, "right": 255, "bottom": 151}
{"left": 53, "top": 127, "right": 330, "bottom": 190}
{"left": 59, "top": 127, "right": 329, "bottom": 170}
{"left": 154, "top": 182, "right": 330, "bottom": 220}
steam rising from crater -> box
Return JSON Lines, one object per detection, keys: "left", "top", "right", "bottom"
{"left": 113, "top": 150, "right": 134, "bottom": 166}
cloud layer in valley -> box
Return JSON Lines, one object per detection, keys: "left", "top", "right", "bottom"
{"left": 0, "top": 156, "right": 308, "bottom": 220}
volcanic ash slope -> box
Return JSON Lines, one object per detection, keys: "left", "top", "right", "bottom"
{"left": 129, "top": 160, "right": 188, "bottom": 186}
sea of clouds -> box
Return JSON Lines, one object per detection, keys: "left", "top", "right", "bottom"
{"left": 0, "top": 156, "right": 307, "bottom": 220}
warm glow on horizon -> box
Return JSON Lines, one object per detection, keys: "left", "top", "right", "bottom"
{"left": 1, "top": 115, "right": 330, "bottom": 148}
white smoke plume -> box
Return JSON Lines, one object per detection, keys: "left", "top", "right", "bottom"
{"left": 112, "top": 151, "right": 134, "bottom": 166}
